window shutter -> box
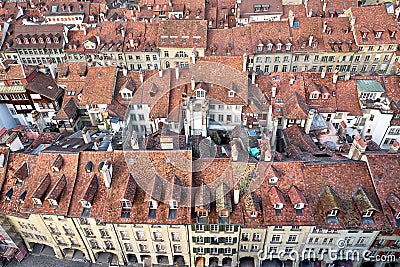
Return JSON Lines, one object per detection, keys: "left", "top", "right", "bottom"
{"left": 218, "top": 237, "right": 224, "bottom": 244}
{"left": 191, "top": 224, "right": 195, "bottom": 231}
{"left": 205, "top": 237, "right": 210, "bottom": 243}
{"left": 218, "top": 248, "right": 224, "bottom": 254}
{"left": 205, "top": 248, "right": 210, "bottom": 254}
{"left": 205, "top": 224, "right": 210, "bottom": 231}
{"left": 233, "top": 237, "right": 237, "bottom": 244}
{"left": 192, "top": 236, "right": 196, "bottom": 242}
{"left": 234, "top": 225, "right": 239, "bottom": 232}
{"left": 233, "top": 248, "right": 237, "bottom": 254}
{"left": 219, "top": 225, "right": 224, "bottom": 231}
{"left": 193, "top": 247, "right": 197, "bottom": 253}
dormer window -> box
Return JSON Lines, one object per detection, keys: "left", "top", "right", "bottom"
{"left": 121, "top": 199, "right": 131, "bottom": 210}
{"left": 220, "top": 211, "right": 229, "bottom": 217}
{"left": 81, "top": 200, "right": 91, "bottom": 209}
{"left": 274, "top": 203, "right": 284, "bottom": 210}
{"left": 254, "top": 4, "right": 261, "bottom": 12}
{"left": 31, "top": 38, "right": 36, "bottom": 44}
{"left": 267, "top": 43, "right": 273, "bottom": 52}
{"left": 16, "top": 38, "right": 22, "bottom": 44}
{"left": 122, "top": 92, "right": 132, "bottom": 100}
{"left": 211, "top": 49, "right": 216, "bottom": 56}
{"left": 46, "top": 37, "right": 52, "bottom": 44}
{"left": 312, "top": 42, "right": 318, "bottom": 49}
{"left": 362, "top": 210, "right": 374, "bottom": 217}
{"left": 310, "top": 92, "right": 319, "bottom": 99}
{"left": 5, "top": 188, "right": 13, "bottom": 203}
{"left": 198, "top": 211, "right": 208, "bottom": 217}
{"left": 250, "top": 211, "right": 258, "bottom": 218}
{"left": 48, "top": 199, "right": 58, "bottom": 208}
{"left": 228, "top": 90, "right": 235, "bottom": 97}
{"left": 286, "top": 43, "right": 292, "bottom": 51}
{"left": 169, "top": 200, "right": 178, "bottom": 209}
{"left": 322, "top": 93, "right": 329, "bottom": 100}
{"left": 149, "top": 200, "right": 157, "bottom": 209}
{"left": 24, "top": 38, "right": 29, "bottom": 44}
{"left": 257, "top": 44, "right": 263, "bottom": 52}
{"left": 389, "top": 30, "right": 397, "bottom": 39}
{"left": 301, "top": 43, "right": 306, "bottom": 49}
{"left": 54, "top": 37, "right": 59, "bottom": 44}
{"left": 396, "top": 212, "right": 400, "bottom": 219}
{"left": 269, "top": 177, "right": 278, "bottom": 185}
{"left": 375, "top": 31, "right": 382, "bottom": 39}
{"left": 195, "top": 89, "right": 206, "bottom": 99}
{"left": 328, "top": 209, "right": 338, "bottom": 217}
{"left": 361, "top": 31, "right": 368, "bottom": 39}
{"left": 276, "top": 43, "right": 282, "bottom": 51}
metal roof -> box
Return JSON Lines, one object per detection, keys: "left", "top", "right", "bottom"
{"left": 356, "top": 80, "right": 386, "bottom": 93}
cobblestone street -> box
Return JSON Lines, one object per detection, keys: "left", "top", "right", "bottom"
{"left": 5, "top": 254, "right": 108, "bottom": 267}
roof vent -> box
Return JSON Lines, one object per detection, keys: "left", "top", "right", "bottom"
{"left": 165, "top": 158, "right": 171, "bottom": 164}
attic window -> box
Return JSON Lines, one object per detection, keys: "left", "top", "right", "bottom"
{"left": 390, "top": 30, "right": 397, "bottom": 39}
{"left": 286, "top": 43, "right": 292, "bottom": 51}
{"left": 46, "top": 37, "right": 52, "bottom": 44}
{"left": 38, "top": 37, "right": 43, "bottom": 43}
{"left": 149, "top": 200, "right": 157, "bottom": 209}
{"left": 19, "top": 190, "right": 27, "bottom": 206}
{"left": 228, "top": 90, "right": 235, "bottom": 97}
{"left": 322, "top": 93, "right": 329, "bottom": 100}
{"left": 254, "top": 4, "right": 261, "bottom": 12}
{"left": 196, "top": 89, "right": 206, "bottom": 98}
{"left": 220, "top": 211, "right": 229, "bottom": 217}
{"left": 250, "top": 211, "right": 258, "bottom": 218}
{"left": 276, "top": 43, "right": 282, "bottom": 51}
{"left": 198, "top": 211, "right": 208, "bottom": 217}
{"left": 16, "top": 38, "right": 22, "bottom": 44}
{"left": 31, "top": 38, "right": 36, "bottom": 44}
{"left": 396, "top": 212, "right": 400, "bottom": 219}
{"left": 268, "top": 177, "right": 278, "bottom": 185}
{"left": 274, "top": 203, "right": 283, "bottom": 210}
{"left": 267, "top": 43, "right": 273, "bottom": 51}
{"left": 361, "top": 31, "right": 368, "bottom": 39}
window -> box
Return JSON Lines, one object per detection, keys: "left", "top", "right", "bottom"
{"left": 195, "top": 224, "right": 204, "bottom": 232}
{"left": 251, "top": 244, "right": 259, "bottom": 252}
{"left": 241, "top": 244, "right": 248, "bottom": 251}
{"left": 218, "top": 115, "right": 224, "bottom": 122}
{"left": 139, "top": 244, "right": 148, "bottom": 252}
{"left": 224, "top": 248, "right": 232, "bottom": 255}
{"left": 328, "top": 209, "right": 338, "bottom": 217}
{"left": 310, "top": 92, "right": 319, "bottom": 99}
{"left": 225, "top": 225, "right": 233, "bottom": 232}
{"left": 90, "top": 240, "right": 98, "bottom": 249}
{"left": 136, "top": 231, "right": 145, "bottom": 240}
{"left": 173, "top": 244, "right": 181, "bottom": 253}
{"left": 357, "top": 237, "right": 366, "bottom": 245}
{"left": 225, "top": 237, "right": 233, "bottom": 244}
{"left": 153, "top": 232, "right": 163, "bottom": 240}
{"left": 196, "top": 90, "right": 206, "bottom": 98}
{"left": 287, "top": 235, "right": 297, "bottom": 243}
{"left": 197, "top": 247, "right": 204, "bottom": 254}
{"left": 253, "top": 233, "right": 261, "bottom": 242}
{"left": 171, "top": 232, "right": 180, "bottom": 241}
{"left": 228, "top": 90, "right": 235, "bottom": 97}
{"left": 242, "top": 233, "right": 249, "bottom": 241}
{"left": 100, "top": 229, "right": 109, "bottom": 238}
{"left": 271, "top": 235, "right": 281, "bottom": 243}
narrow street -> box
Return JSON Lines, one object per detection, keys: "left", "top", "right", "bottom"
{"left": 5, "top": 254, "right": 108, "bottom": 267}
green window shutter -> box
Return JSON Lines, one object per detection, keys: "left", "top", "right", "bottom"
{"left": 192, "top": 236, "right": 196, "bottom": 242}
{"left": 218, "top": 237, "right": 224, "bottom": 244}
{"left": 205, "top": 248, "right": 210, "bottom": 254}
{"left": 233, "top": 237, "right": 237, "bottom": 244}
{"left": 234, "top": 225, "right": 239, "bottom": 232}
{"left": 219, "top": 225, "right": 224, "bottom": 231}
{"left": 233, "top": 248, "right": 237, "bottom": 254}
{"left": 205, "top": 237, "right": 210, "bottom": 243}
{"left": 349, "top": 56, "right": 354, "bottom": 61}
{"left": 205, "top": 225, "right": 210, "bottom": 231}
{"left": 218, "top": 248, "right": 224, "bottom": 254}
{"left": 193, "top": 247, "right": 197, "bottom": 253}
{"left": 191, "top": 224, "right": 195, "bottom": 231}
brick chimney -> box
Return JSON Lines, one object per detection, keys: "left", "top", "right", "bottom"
{"left": 175, "top": 63, "right": 179, "bottom": 79}
{"left": 321, "top": 67, "right": 327, "bottom": 79}
{"left": 100, "top": 160, "right": 113, "bottom": 189}
{"left": 332, "top": 70, "right": 339, "bottom": 84}
{"left": 251, "top": 71, "right": 256, "bottom": 84}
{"left": 191, "top": 76, "right": 196, "bottom": 90}
{"left": 389, "top": 140, "right": 399, "bottom": 154}
{"left": 242, "top": 53, "right": 247, "bottom": 72}
{"left": 348, "top": 135, "right": 367, "bottom": 160}
{"left": 288, "top": 10, "right": 294, "bottom": 28}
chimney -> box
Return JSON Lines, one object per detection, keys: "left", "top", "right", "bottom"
{"left": 93, "top": 139, "right": 100, "bottom": 151}
{"left": 101, "top": 161, "right": 113, "bottom": 189}
{"left": 242, "top": 53, "right": 247, "bottom": 72}
{"left": 389, "top": 141, "right": 399, "bottom": 153}
{"left": 251, "top": 71, "right": 256, "bottom": 84}
{"left": 192, "top": 49, "right": 196, "bottom": 64}
{"left": 344, "top": 72, "right": 351, "bottom": 81}
{"left": 289, "top": 75, "right": 295, "bottom": 86}
{"left": 348, "top": 135, "right": 367, "bottom": 160}
{"left": 258, "top": 138, "right": 272, "bottom": 162}
{"left": 332, "top": 70, "right": 339, "bottom": 84}
{"left": 321, "top": 67, "right": 327, "bottom": 79}
{"left": 140, "top": 71, "right": 144, "bottom": 84}
{"left": 231, "top": 142, "right": 238, "bottom": 161}
{"left": 122, "top": 66, "right": 128, "bottom": 76}
{"left": 131, "top": 131, "right": 139, "bottom": 149}
{"left": 304, "top": 109, "right": 315, "bottom": 134}
{"left": 307, "top": 8, "right": 312, "bottom": 17}
{"left": 121, "top": 28, "right": 126, "bottom": 38}
{"left": 175, "top": 64, "right": 179, "bottom": 80}
{"left": 82, "top": 26, "right": 87, "bottom": 36}
{"left": 158, "top": 68, "right": 163, "bottom": 77}
{"left": 271, "top": 84, "right": 277, "bottom": 98}
{"left": 191, "top": 76, "right": 195, "bottom": 90}
{"left": 95, "top": 35, "right": 101, "bottom": 46}
{"left": 322, "top": 21, "right": 327, "bottom": 33}
{"left": 288, "top": 10, "right": 294, "bottom": 28}
{"left": 308, "top": 35, "right": 314, "bottom": 47}
{"left": 82, "top": 127, "right": 91, "bottom": 144}
{"left": 233, "top": 189, "right": 240, "bottom": 204}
